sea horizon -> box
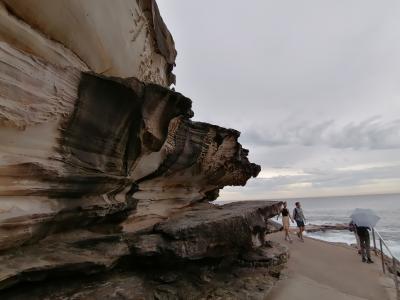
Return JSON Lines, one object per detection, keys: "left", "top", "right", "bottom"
{"left": 216, "top": 191, "right": 400, "bottom": 203}
{"left": 217, "top": 193, "right": 400, "bottom": 259}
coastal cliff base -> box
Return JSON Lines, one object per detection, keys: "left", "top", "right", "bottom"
{"left": 0, "top": 201, "right": 289, "bottom": 299}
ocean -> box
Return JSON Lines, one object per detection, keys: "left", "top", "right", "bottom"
{"left": 280, "top": 193, "right": 400, "bottom": 259}
{"left": 216, "top": 193, "right": 400, "bottom": 258}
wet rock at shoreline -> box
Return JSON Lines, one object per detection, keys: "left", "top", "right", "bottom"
{"left": 305, "top": 223, "right": 349, "bottom": 233}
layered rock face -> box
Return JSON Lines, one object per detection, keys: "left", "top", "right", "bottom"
{"left": 0, "top": 1, "right": 286, "bottom": 299}
{"left": 0, "top": 201, "right": 287, "bottom": 299}
{"left": 0, "top": 0, "right": 175, "bottom": 85}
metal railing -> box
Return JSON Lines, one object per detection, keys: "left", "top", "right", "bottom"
{"left": 371, "top": 228, "right": 399, "bottom": 300}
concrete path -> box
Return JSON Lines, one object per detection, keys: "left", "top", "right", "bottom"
{"left": 268, "top": 232, "right": 396, "bottom": 300}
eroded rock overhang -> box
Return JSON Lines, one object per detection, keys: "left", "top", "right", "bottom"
{"left": 0, "top": 1, "right": 290, "bottom": 298}
{"left": 0, "top": 43, "right": 260, "bottom": 251}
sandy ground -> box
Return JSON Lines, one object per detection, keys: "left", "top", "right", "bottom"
{"left": 268, "top": 232, "right": 396, "bottom": 300}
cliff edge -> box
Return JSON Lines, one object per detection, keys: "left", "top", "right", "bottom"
{"left": 0, "top": 1, "right": 286, "bottom": 299}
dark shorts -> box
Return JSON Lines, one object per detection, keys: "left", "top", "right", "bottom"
{"left": 296, "top": 220, "right": 305, "bottom": 228}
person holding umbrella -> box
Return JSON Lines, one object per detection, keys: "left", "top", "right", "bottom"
{"left": 356, "top": 226, "right": 373, "bottom": 263}
{"left": 350, "top": 208, "right": 380, "bottom": 264}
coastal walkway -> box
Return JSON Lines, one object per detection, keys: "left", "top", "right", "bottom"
{"left": 268, "top": 233, "right": 395, "bottom": 300}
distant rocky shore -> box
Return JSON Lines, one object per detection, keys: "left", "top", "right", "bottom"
{"left": 305, "top": 223, "right": 349, "bottom": 233}
{"left": 267, "top": 220, "right": 350, "bottom": 234}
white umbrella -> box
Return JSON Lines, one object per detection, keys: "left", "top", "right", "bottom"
{"left": 350, "top": 208, "right": 380, "bottom": 228}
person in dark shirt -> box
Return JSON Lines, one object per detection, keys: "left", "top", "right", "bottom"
{"left": 356, "top": 226, "right": 374, "bottom": 263}
{"left": 277, "top": 202, "right": 294, "bottom": 243}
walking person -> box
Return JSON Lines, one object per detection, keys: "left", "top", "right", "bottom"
{"left": 293, "top": 202, "right": 306, "bottom": 242}
{"left": 350, "top": 208, "right": 380, "bottom": 263}
{"left": 277, "top": 202, "right": 294, "bottom": 243}
{"left": 356, "top": 226, "right": 374, "bottom": 263}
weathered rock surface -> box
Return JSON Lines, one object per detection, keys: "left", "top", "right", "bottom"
{"left": 1, "top": 0, "right": 175, "bottom": 86}
{"left": 0, "top": 201, "right": 286, "bottom": 299}
{"left": 266, "top": 219, "right": 284, "bottom": 233}
{"left": 131, "top": 201, "right": 283, "bottom": 259}
{"left": 0, "top": 1, "right": 288, "bottom": 299}
{"left": 1, "top": 266, "right": 285, "bottom": 300}
{"left": 0, "top": 42, "right": 259, "bottom": 252}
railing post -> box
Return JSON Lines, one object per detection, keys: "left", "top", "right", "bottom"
{"left": 393, "top": 257, "right": 400, "bottom": 300}
{"left": 393, "top": 258, "right": 399, "bottom": 300}
{"left": 380, "top": 239, "right": 385, "bottom": 274}
{"left": 371, "top": 228, "right": 399, "bottom": 299}
{"left": 372, "top": 228, "right": 377, "bottom": 255}
{"left": 392, "top": 257, "right": 400, "bottom": 300}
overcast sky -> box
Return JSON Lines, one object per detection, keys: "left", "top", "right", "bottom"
{"left": 157, "top": 0, "right": 400, "bottom": 200}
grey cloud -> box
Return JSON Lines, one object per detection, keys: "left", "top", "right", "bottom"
{"left": 243, "top": 164, "right": 400, "bottom": 192}
{"left": 157, "top": 0, "right": 400, "bottom": 198}
{"left": 241, "top": 117, "right": 400, "bottom": 150}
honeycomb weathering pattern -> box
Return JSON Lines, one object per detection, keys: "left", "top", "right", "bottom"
{"left": 0, "top": 42, "right": 260, "bottom": 251}
{"left": 0, "top": 2, "right": 271, "bottom": 298}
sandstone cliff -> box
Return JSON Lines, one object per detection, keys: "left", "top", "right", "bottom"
{"left": 0, "top": 1, "right": 286, "bottom": 299}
